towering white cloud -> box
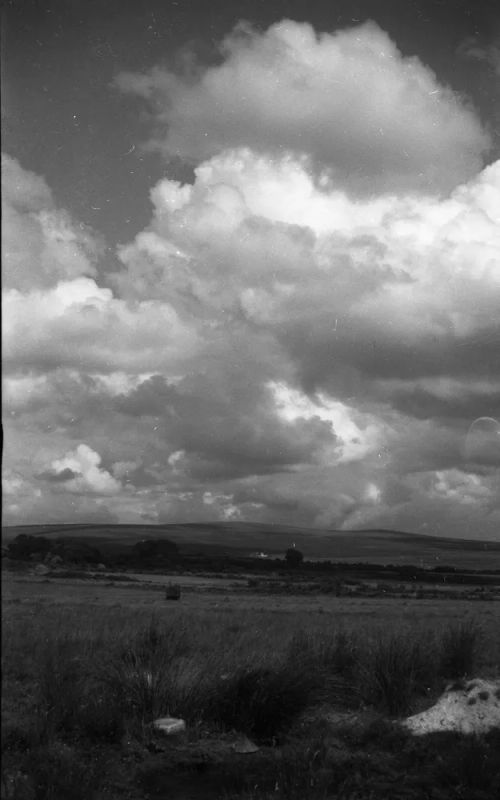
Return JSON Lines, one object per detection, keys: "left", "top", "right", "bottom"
{"left": 115, "top": 148, "right": 500, "bottom": 393}
{"left": 3, "top": 277, "right": 199, "bottom": 374}
{"left": 115, "top": 20, "right": 491, "bottom": 194}
{"left": 2, "top": 19, "right": 499, "bottom": 538}
{"left": 40, "top": 444, "right": 122, "bottom": 495}
{"left": 2, "top": 154, "right": 99, "bottom": 290}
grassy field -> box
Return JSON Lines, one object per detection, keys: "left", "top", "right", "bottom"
{"left": 2, "top": 568, "right": 500, "bottom": 799}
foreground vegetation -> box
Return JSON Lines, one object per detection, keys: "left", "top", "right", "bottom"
{"left": 2, "top": 587, "right": 500, "bottom": 800}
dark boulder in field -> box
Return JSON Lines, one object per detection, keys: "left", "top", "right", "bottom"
{"left": 165, "top": 583, "right": 181, "bottom": 600}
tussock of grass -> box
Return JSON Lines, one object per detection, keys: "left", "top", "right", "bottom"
{"left": 439, "top": 620, "right": 481, "bottom": 679}
{"left": 288, "top": 629, "right": 359, "bottom": 678}
{"left": 286, "top": 629, "right": 359, "bottom": 710}
{"left": 207, "top": 663, "right": 317, "bottom": 742}
{"left": 359, "top": 633, "right": 432, "bottom": 715}
{"left": 101, "top": 648, "right": 172, "bottom": 720}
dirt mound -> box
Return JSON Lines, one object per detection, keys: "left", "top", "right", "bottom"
{"left": 404, "top": 678, "right": 500, "bottom": 735}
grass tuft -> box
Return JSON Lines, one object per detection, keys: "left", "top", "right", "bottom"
{"left": 209, "top": 664, "right": 317, "bottom": 742}
{"left": 360, "top": 633, "right": 428, "bottom": 715}
{"left": 439, "top": 620, "right": 481, "bottom": 679}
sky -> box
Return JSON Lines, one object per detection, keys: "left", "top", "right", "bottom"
{"left": 2, "top": 0, "right": 500, "bottom": 539}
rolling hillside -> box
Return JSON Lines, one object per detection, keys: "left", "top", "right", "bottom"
{"left": 2, "top": 522, "right": 500, "bottom": 569}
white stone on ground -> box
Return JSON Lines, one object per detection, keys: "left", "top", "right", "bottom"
{"left": 153, "top": 717, "right": 186, "bottom": 736}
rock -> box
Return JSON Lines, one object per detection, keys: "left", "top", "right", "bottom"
{"left": 34, "top": 564, "right": 50, "bottom": 576}
{"left": 153, "top": 717, "right": 186, "bottom": 736}
{"left": 165, "top": 583, "right": 181, "bottom": 600}
{"left": 96, "top": 563, "right": 106, "bottom": 571}
{"left": 404, "top": 678, "right": 500, "bottom": 735}
{"left": 231, "top": 735, "right": 260, "bottom": 754}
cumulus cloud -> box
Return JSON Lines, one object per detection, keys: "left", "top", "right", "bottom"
{"left": 2, "top": 154, "right": 99, "bottom": 290}
{"left": 345, "top": 467, "right": 500, "bottom": 541}
{"left": 114, "top": 148, "right": 500, "bottom": 396}
{"left": 4, "top": 144, "right": 499, "bottom": 535}
{"left": 3, "top": 276, "right": 199, "bottom": 374}
{"left": 104, "top": 141, "right": 499, "bottom": 537}
{"left": 3, "top": 20, "right": 499, "bottom": 538}
{"left": 39, "top": 444, "right": 122, "bottom": 495}
{"left": 115, "top": 19, "right": 490, "bottom": 193}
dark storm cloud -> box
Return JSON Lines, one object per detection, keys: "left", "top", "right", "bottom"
{"left": 36, "top": 467, "right": 80, "bottom": 483}
{"left": 115, "top": 371, "right": 337, "bottom": 477}
{"left": 374, "top": 381, "right": 500, "bottom": 425}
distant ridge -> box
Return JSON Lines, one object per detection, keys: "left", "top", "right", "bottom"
{"left": 2, "top": 522, "right": 499, "bottom": 569}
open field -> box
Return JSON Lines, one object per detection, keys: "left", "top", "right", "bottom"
{"left": 2, "top": 566, "right": 500, "bottom": 799}
{"left": 3, "top": 572, "right": 500, "bottom": 640}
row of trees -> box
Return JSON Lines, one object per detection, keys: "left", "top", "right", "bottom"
{"left": 5, "top": 534, "right": 305, "bottom": 569}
